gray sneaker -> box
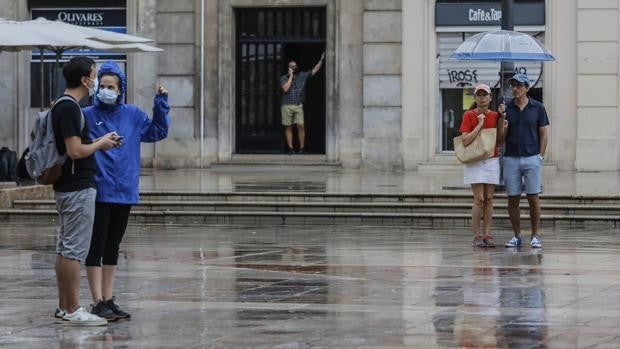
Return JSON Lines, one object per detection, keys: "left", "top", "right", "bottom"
{"left": 91, "top": 300, "right": 120, "bottom": 322}
{"left": 106, "top": 297, "right": 131, "bottom": 319}
{"left": 530, "top": 236, "right": 542, "bottom": 248}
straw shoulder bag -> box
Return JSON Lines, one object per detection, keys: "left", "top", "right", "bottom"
{"left": 453, "top": 128, "right": 497, "bottom": 164}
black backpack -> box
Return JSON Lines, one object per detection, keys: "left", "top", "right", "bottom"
{"left": 17, "top": 147, "right": 33, "bottom": 180}
{"left": 0, "top": 147, "right": 18, "bottom": 182}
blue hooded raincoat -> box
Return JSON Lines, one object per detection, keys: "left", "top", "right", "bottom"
{"left": 84, "top": 61, "right": 170, "bottom": 204}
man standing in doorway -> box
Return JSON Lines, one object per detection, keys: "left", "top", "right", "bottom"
{"left": 280, "top": 52, "right": 325, "bottom": 154}
{"left": 501, "top": 73, "right": 549, "bottom": 249}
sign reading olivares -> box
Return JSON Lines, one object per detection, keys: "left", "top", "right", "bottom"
{"left": 31, "top": 8, "right": 127, "bottom": 60}
{"left": 55, "top": 11, "right": 106, "bottom": 26}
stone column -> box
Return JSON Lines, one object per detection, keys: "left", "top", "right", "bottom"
{"left": 337, "top": 0, "right": 364, "bottom": 168}
{"left": 151, "top": 0, "right": 199, "bottom": 168}
{"left": 574, "top": 0, "right": 619, "bottom": 171}
{"left": 204, "top": 0, "right": 219, "bottom": 166}
{"left": 401, "top": 0, "right": 430, "bottom": 170}
{"left": 548, "top": 0, "right": 578, "bottom": 171}
{"left": 0, "top": 0, "right": 28, "bottom": 152}
{"left": 362, "top": 0, "right": 403, "bottom": 169}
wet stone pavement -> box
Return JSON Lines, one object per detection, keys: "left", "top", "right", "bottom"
{"left": 1, "top": 223, "right": 620, "bottom": 348}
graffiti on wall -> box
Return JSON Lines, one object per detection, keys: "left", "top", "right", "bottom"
{"left": 445, "top": 67, "right": 529, "bottom": 88}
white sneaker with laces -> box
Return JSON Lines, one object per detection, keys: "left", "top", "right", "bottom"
{"left": 531, "top": 236, "right": 542, "bottom": 248}
{"left": 62, "top": 306, "right": 107, "bottom": 326}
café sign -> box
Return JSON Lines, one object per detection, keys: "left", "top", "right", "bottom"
{"left": 435, "top": 2, "right": 545, "bottom": 27}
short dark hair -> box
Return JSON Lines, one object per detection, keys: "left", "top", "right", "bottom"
{"left": 63, "top": 57, "right": 95, "bottom": 88}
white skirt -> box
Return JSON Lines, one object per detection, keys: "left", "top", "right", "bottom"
{"left": 463, "top": 157, "right": 500, "bottom": 185}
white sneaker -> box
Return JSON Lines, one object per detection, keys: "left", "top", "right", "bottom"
{"left": 62, "top": 306, "right": 107, "bottom": 326}
{"left": 530, "top": 236, "right": 542, "bottom": 248}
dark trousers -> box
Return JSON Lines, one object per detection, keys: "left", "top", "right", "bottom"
{"left": 85, "top": 202, "right": 131, "bottom": 267}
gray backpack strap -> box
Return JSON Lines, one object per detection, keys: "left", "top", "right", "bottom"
{"left": 52, "top": 96, "right": 84, "bottom": 131}
{"left": 51, "top": 96, "right": 85, "bottom": 175}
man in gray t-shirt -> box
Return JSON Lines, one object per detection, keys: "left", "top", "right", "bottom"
{"left": 280, "top": 52, "right": 325, "bottom": 154}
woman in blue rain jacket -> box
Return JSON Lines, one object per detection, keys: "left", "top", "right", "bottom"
{"left": 83, "top": 61, "right": 170, "bottom": 320}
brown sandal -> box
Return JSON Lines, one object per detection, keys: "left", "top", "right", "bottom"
{"left": 482, "top": 235, "right": 496, "bottom": 247}
{"left": 472, "top": 234, "right": 485, "bottom": 247}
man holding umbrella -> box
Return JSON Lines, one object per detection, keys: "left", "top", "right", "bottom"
{"left": 501, "top": 73, "right": 549, "bottom": 248}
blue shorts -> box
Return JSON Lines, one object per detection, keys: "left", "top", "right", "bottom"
{"left": 502, "top": 155, "right": 542, "bottom": 196}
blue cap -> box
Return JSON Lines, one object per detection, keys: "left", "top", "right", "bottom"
{"left": 508, "top": 73, "right": 530, "bottom": 86}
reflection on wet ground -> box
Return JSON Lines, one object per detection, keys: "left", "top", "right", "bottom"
{"left": 234, "top": 181, "right": 328, "bottom": 192}
{"left": 138, "top": 168, "right": 620, "bottom": 196}
{"left": 1, "top": 224, "right": 620, "bottom": 348}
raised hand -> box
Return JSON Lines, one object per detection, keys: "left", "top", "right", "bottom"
{"left": 498, "top": 103, "right": 506, "bottom": 115}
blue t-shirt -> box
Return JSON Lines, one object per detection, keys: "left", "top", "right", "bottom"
{"left": 280, "top": 71, "right": 311, "bottom": 106}
{"left": 504, "top": 98, "right": 550, "bottom": 157}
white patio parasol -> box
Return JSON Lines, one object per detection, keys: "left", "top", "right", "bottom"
{"left": 22, "top": 17, "right": 154, "bottom": 44}
{"left": 0, "top": 17, "right": 161, "bottom": 109}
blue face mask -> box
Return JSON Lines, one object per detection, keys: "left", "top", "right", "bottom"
{"left": 96, "top": 88, "right": 119, "bottom": 105}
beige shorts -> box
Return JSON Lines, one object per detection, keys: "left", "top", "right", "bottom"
{"left": 281, "top": 104, "right": 304, "bottom": 126}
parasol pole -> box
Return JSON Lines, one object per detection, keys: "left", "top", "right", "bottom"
{"left": 53, "top": 49, "right": 62, "bottom": 103}
{"left": 498, "top": 0, "right": 515, "bottom": 187}
{"left": 500, "top": 0, "right": 514, "bottom": 102}
{"left": 39, "top": 47, "right": 45, "bottom": 111}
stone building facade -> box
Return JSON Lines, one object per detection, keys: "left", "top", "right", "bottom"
{"left": 0, "top": 0, "right": 618, "bottom": 171}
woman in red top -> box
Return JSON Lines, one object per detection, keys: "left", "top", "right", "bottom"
{"left": 459, "top": 84, "right": 506, "bottom": 247}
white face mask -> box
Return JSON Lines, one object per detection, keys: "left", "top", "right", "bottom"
{"left": 87, "top": 77, "right": 98, "bottom": 97}
{"left": 97, "top": 88, "right": 119, "bottom": 105}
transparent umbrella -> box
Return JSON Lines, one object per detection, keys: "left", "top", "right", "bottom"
{"left": 450, "top": 30, "right": 556, "bottom": 97}
{"left": 451, "top": 30, "right": 555, "bottom": 62}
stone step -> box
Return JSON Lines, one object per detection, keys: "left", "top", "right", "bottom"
{"left": 2, "top": 208, "right": 620, "bottom": 228}
{"left": 138, "top": 191, "right": 620, "bottom": 204}
{"left": 12, "top": 199, "right": 620, "bottom": 216}
{"left": 210, "top": 154, "right": 341, "bottom": 169}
